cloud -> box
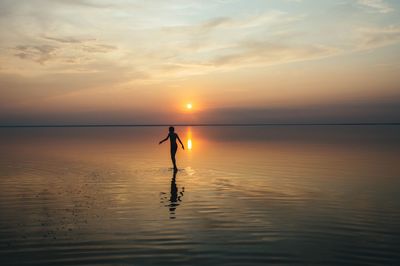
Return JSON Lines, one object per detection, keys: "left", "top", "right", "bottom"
{"left": 208, "top": 41, "right": 339, "bottom": 68}
{"left": 358, "top": 25, "right": 400, "bottom": 49}
{"left": 357, "top": 0, "right": 394, "bottom": 14}
{"left": 0, "top": 62, "right": 147, "bottom": 108}
{"left": 147, "top": 11, "right": 316, "bottom": 73}
{"left": 2, "top": 95, "right": 399, "bottom": 125}
{"left": 14, "top": 45, "right": 58, "bottom": 64}
{"left": 43, "top": 36, "right": 92, "bottom": 44}
{"left": 196, "top": 99, "right": 400, "bottom": 124}
{"left": 200, "top": 17, "right": 232, "bottom": 31}
{"left": 200, "top": 10, "right": 301, "bottom": 30}
{"left": 162, "top": 10, "right": 302, "bottom": 34}
{"left": 49, "top": 0, "right": 114, "bottom": 8}
{"left": 13, "top": 37, "right": 117, "bottom": 65}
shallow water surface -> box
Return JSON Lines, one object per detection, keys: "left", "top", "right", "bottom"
{"left": 0, "top": 126, "right": 400, "bottom": 265}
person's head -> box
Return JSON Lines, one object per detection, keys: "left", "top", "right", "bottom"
{"left": 169, "top": 126, "right": 175, "bottom": 133}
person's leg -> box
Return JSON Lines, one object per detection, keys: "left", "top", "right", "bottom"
{"left": 170, "top": 146, "right": 177, "bottom": 170}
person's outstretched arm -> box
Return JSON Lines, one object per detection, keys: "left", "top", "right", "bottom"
{"left": 177, "top": 134, "right": 185, "bottom": 149}
{"left": 159, "top": 135, "right": 169, "bottom": 144}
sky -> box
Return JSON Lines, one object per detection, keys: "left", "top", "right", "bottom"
{"left": 0, "top": 0, "right": 399, "bottom": 125}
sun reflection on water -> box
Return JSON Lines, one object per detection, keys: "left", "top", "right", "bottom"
{"left": 186, "top": 127, "right": 193, "bottom": 151}
{"left": 187, "top": 139, "right": 192, "bottom": 150}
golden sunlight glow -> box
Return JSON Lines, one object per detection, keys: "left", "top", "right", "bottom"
{"left": 186, "top": 103, "right": 193, "bottom": 109}
{"left": 187, "top": 127, "right": 193, "bottom": 151}
{"left": 187, "top": 139, "right": 192, "bottom": 150}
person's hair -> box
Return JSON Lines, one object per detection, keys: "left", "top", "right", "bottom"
{"left": 169, "top": 126, "right": 174, "bottom": 132}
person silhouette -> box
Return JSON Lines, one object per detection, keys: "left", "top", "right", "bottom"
{"left": 159, "top": 126, "right": 185, "bottom": 170}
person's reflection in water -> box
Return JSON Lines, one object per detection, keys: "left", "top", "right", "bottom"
{"left": 167, "top": 169, "right": 185, "bottom": 219}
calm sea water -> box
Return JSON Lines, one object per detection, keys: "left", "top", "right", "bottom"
{"left": 0, "top": 126, "right": 399, "bottom": 265}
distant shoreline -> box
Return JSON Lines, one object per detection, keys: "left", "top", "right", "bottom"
{"left": 1, "top": 123, "right": 399, "bottom": 128}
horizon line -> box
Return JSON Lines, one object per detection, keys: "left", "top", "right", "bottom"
{"left": 1, "top": 122, "right": 400, "bottom": 128}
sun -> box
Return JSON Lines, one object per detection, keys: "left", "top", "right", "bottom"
{"left": 186, "top": 103, "right": 193, "bottom": 109}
